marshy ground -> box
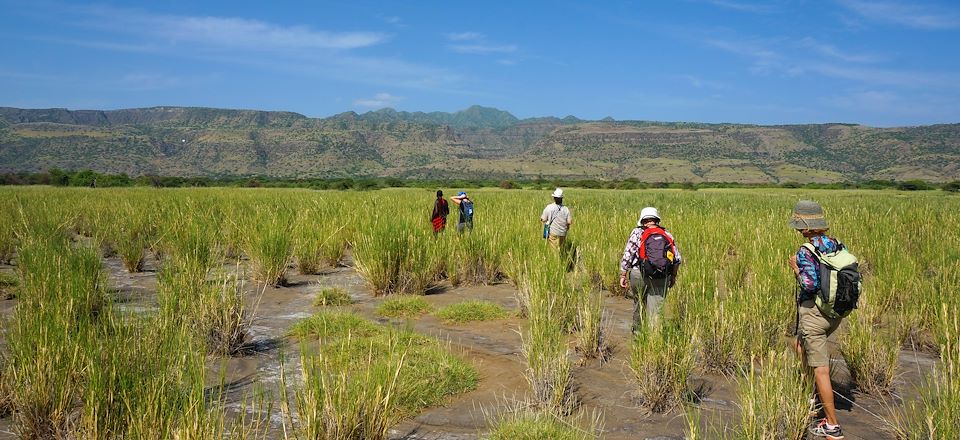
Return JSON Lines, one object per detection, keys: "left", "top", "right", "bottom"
{"left": 0, "top": 250, "right": 936, "bottom": 439}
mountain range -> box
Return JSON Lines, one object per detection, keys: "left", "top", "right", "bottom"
{"left": 1, "top": 105, "right": 958, "bottom": 183}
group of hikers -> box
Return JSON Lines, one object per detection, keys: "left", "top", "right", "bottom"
{"left": 430, "top": 189, "right": 855, "bottom": 439}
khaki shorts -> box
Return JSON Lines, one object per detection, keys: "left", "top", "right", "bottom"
{"left": 797, "top": 299, "right": 842, "bottom": 368}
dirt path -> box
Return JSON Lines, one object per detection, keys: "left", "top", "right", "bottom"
{"left": 0, "top": 256, "right": 940, "bottom": 439}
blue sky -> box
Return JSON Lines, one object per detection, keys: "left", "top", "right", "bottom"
{"left": 1, "top": 0, "right": 959, "bottom": 126}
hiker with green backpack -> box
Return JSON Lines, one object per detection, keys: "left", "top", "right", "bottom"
{"left": 788, "top": 200, "right": 861, "bottom": 440}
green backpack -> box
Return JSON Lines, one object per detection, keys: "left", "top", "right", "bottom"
{"left": 802, "top": 242, "right": 862, "bottom": 319}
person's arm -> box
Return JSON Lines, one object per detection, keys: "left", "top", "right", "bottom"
{"left": 619, "top": 229, "right": 640, "bottom": 288}
{"left": 451, "top": 196, "right": 463, "bottom": 205}
{"left": 792, "top": 247, "right": 819, "bottom": 297}
{"left": 540, "top": 206, "right": 550, "bottom": 225}
{"left": 565, "top": 207, "right": 572, "bottom": 230}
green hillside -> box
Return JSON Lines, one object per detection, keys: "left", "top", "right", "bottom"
{"left": 0, "top": 106, "right": 958, "bottom": 183}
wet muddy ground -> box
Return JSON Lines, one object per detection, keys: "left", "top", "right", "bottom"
{"left": 0, "top": 254, "right": 938, "bottom": 439}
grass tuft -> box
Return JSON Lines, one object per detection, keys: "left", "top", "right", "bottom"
{"left": 376, "top": 296, "right": 434, "bottom": 319}
{"left": 630, "top": 324, "right": 693, "bottom": 414}
{"left": 313, "top": 287, "right": 353, "bottom": 307}
{"left": 489, "top": 408, "right": 600, "bottom": 440}
{"left": 434, "top": 300, "right": 509, "bottom": 324}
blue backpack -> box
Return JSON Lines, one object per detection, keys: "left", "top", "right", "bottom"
{"left": 461, "top": 200, "right": 474, "bottom": 221}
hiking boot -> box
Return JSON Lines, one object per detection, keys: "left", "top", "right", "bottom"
{"left": 809, "top": 418, "right": 844, "bottom": 439}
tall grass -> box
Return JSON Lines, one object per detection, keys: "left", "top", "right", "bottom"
{"left": 629, "top": 324, "right": 693, "bottom": 413}
{"left": 732, "top": 351, "right": 810, "bottom": 440}
{"left": 353, "top": 219, "right": 434, "bottom": 296}
{"left": 839, "top": 311, "right": 901, "bottom": 396}
{"left": 241, "top": 205, "right": 294, "bottom": 287}
{"left": 576, "top": 288, "right": 609, "bottom": 361}
{"left": 897, "top": 303, "right": 960, "bottom": 439}
{"left": 523, "top": 293, "right": 574, "bottom": 413}
{"left": 287, "top": 311, "right": 478, "bottom": 438}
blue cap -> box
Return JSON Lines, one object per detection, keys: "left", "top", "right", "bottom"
{"left": 458, "top": 191, "right": 466, "bottom": 196}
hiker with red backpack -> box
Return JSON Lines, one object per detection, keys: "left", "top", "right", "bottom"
{"left": 618, "top": 207, "right": 682, "bottom": 330}
{"left": 788, "top": 200, "right": 861, "bottom": 440}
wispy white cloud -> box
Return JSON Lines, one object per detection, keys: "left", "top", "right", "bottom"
{"left": 705, "top": 38, "right": 780, "bottom": 60}
{"left": 450, "top": 44, "right": 518, "bottom": 54}
{"left": 444, "top": 31, "right": 517, "bottom": 55}
{"left": 353, "top": 92, "right": 404, "bottom": 107}
{"left": 675, "top": 74, "right": 730, "bottom": 90}
{"left": 837, "top": 0, "right": 960, "bottom": 30}
{"left": 30, "top": 4, "right": 467, "bottom": 93}
{"left": 797, "top": 37, "right": 880, "bottom": 63}
{"left": 75, "top": 7, "right": 389, "bottom": 50}
{"left": 445, "top": 32, "right": 485, "bottom": 41}
{"left": 704, "top": 0, "right": 780, "bottom": 13}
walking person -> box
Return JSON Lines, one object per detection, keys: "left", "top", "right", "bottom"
{"left": 431, "top": 190, "right": 450, "bottom": 235}
{"left": 451, "top": 191, "right": 474, "bottom": 233}
{"left": 540, "top": 188, "right": 572, "bottom": 250}
{"left": 788, "top": 200, "right": 859, "bottom": 440}
{"left": 619, "top": 207, "right": 681, "bottom": 331}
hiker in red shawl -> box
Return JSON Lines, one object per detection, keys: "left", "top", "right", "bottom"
{"left": 431, "top": 190, "right": 450, "bottom": 234}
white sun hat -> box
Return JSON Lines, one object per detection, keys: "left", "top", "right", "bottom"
{"left": 637, "top": 207, "right": 660, "bottom": 226}
{"left": 552, "top": 188, "right": 564, "bottom": 198}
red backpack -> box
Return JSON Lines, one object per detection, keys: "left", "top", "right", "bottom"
{"left": 638, "top": 226, "right": 676, "bottom": 279}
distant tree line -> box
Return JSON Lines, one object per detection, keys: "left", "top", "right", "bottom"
{"left": 1, "top": 168, "right": 958, "bottom": 192}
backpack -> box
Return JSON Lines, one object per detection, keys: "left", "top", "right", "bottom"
{"left": 802, "top": 242, "right": 861, "bottom": 319}
{"left": 461, "top": 199, "right": 474, "bottom": 222}
{"left": 638, "top": 227, "right": 676, "bottom": 279}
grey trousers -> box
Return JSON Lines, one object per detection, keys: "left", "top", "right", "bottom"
{"left": 628, "top": 267, "right": 670, "bottom": 331}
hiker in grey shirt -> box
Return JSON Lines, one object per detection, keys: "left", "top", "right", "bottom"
{"left": 540, "top": 188, "right": 572, "bottom": 250}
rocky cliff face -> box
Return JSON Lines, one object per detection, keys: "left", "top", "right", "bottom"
{"left": 1, "top": 106, "right": 958, "bottom": 182}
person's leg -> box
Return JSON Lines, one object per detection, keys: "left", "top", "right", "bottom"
{"left": 798, "top": 301, "right": 843, "bottom": 434}
{"left": 457, "top": 222, "right": 465, "bottom": 234}
{"left": 629, "top": 268, "right": 644, "bottom": 332}
{"left": 547, "top": 234, "right": 560, "bottom": 249}
{"left": 644, "top": 276, "right": 669, "bottom": 328}
{"left": 814, "top": 365, "right": 839, "bottom": 425}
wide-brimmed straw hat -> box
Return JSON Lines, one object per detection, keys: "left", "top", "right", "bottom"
{"left": 788, "top": 200, "right": 829, "bottom": 230}
{"left": 552, "top": 188, "right": 564, "bottom": 198}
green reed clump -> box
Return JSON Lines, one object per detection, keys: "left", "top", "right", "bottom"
{"left": 241, "top": 206, "right": 294, "bottom": 287}
{"left": 80, "top": 315, "right": 211, "bottom": 439}
{"left": 576, "top": 288, "right": 609, "bottom": 361}
{"left": 630, "top": 324, "right": 693, "bottom": 414}
{"left": 434, "top": 300, "right": 510, "bottom": 324}
{"left": 0, "top": 207, "right": 16, "bottom": 264}
{"left": 897, "top": 304, "right": 960, "bottom": 439}
{"left": 523, "top": 294, "right": 574, "bottom": 413}
{"left": 353, "top": 219, "right": 433, "bottom": 296}
{"left": 448, "top": 230, "right": 503, "bottom": 285}
{"left": 376, "top": 296, "right": 434, "bottom": 319}
{"left": 293, "top": 211, "right": 327, "bottom": 275}
{"left": 199, "top": 269, "right": 258, "bottom": 356}
{"left": 113, "top": 204, "right": 154, "bottom": 273}
{"left": 5, "top": 236, "right": 105, "bottom": 438}
{"left": 733, "top": 351, "right": 810, "bottom": 440}
{"left": 839, "top": 312, "right": 901, "bottom": 396}
{"left": 314, "top": 286, "right": 353, "bottom": 306}
{"left": 289, "top": 315, "right": 477, "bottom": 439}
{"left": 488, "top": 409, "right": 600, "bottom": 440}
